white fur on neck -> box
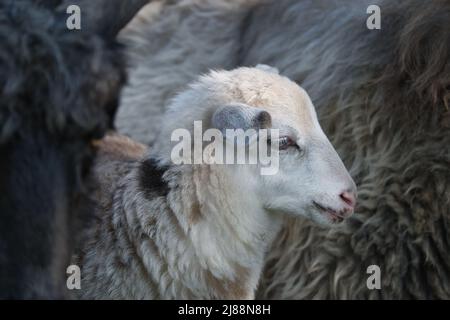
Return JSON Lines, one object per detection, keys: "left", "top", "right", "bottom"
{"left": 160, "top": 162, "right": 283, "bottom": 298}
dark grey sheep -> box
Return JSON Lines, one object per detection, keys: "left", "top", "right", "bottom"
{"left": 0, "top": 0, "right": 148, "bottom": 299}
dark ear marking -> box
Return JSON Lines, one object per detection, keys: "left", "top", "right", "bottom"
{"left": 253, "top": 109, "right": 272, "bottom": 129}
{"left": 211, "top": 104, "right": 272, "bottom": 134}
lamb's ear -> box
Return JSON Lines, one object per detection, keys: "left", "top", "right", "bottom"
{"left": 255, "top": 64, "right": 279, "bottom": 74}
{"left": 58, "top": 0, "right": 149, "bottom": 39}
{"left": 211, "top": 104, "right": 272, "bottom": 135}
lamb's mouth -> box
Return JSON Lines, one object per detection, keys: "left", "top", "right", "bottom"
{"left": 313, "top": 201, "right": 346, "bottom": 224}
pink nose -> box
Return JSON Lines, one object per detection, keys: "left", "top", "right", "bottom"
{"left": 340, "top": 191, "right": 356, "bottom": 209}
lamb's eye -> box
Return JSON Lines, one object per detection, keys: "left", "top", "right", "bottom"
{"left": 278, "top": 136, "right": 297, "bottom": 150}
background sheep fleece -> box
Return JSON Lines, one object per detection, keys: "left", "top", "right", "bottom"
{"left": 117, "top": 0, "right": 450, "bottom": 299}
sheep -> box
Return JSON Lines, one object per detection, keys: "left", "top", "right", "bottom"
{"left": 74, "top": 66, "right": 357, "bottom": 299}
{"left": 116, "top": 0, "right": 450, "bottom": 299}
{"left": 0, "top": 0, "right": 148, "bottom": 299}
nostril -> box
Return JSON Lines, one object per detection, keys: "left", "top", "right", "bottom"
{"left": 340, "top": 191, "right": 356, "bottom": 208}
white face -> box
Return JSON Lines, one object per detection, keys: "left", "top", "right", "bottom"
{"left": 210, "top": 98, "right": 357, "bottom": 227}
{"left": 258, "top": 102, "right": 357, "bottom": 226}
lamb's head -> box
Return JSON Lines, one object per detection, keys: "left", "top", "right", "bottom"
{"left": 157, "top": 65, "right": 356, "bottom": 226}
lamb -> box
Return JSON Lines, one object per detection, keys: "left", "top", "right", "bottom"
{"left": 0, "top": 0, "right": 148, "bottom": 299}
{"left": 116, "top": 0, "right": 450, "bottom": 299}
{"left": 75, "top": 66, "right": 356, "bottom": 299}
